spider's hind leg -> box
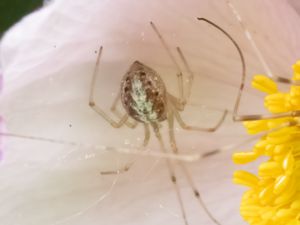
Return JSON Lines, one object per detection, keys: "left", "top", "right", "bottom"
{"left": 100, "top": 124, "right": 150, "bottom": 175}
{"left": 167, "top": 109, "right": 222, "bottom": 225}
{"left": 169, "top": 94, "right": 227, "bottom": 132}
{"left": 151, "top": 123, "right": 189, "bottom": 225}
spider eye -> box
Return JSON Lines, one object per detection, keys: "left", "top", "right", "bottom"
{"left": 153, "top": 91, "right": 159, "bottom": 96}
{"left": 139, "top": 71, "right": 146, "bottom": 79}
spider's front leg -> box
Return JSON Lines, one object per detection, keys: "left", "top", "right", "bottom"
{"left": 150, "top": 22, "right": 188, "bottom": 109}
{"left": 151, "top": 21, "right": 227, "bottom": 126}
{"left": 88, "top": 46, "right": 129, "bottom": 128}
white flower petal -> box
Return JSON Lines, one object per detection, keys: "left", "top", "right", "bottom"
{"left": 0, "top": 1, "right": 300, "bottom": 225}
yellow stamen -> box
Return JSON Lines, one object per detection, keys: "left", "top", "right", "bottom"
{"left": 252, "top": 75, "right": 278, "bottom": 94}
{"left": 233, "top": 61, "right": 300, "bottom": 225}
{"left": 233, "top": 152, "right": 259, "bottom": 164}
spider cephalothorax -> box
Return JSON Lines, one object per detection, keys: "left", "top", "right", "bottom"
{"left": 120, "top": 61, "right": 167, "bottom": 123}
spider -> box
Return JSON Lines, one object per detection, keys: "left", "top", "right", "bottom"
{"left": 0, "top": 9, "right": 272, "bottom": 225}
{"left": 87, "top": 18, "right": 249, "bottom": 225}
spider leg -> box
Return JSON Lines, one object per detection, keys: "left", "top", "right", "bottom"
{"left": 197, "top": 18, "right": 300, "bottom": 122}
{"left": 150, "top": 22, "right": 186, "bottom": 107}
{"left": 176, "top": 47, "right": 194, "bottom": 106}
{"left": 169, "top": 94, "right": 227, "bottom": 132}
{"left": 163, "top": 47, "right": 195, "bottom": 112}
{"left": 110, "top": 91, "right": 138, "bottom": 129}
{"left": 100, "top": 124, "right": 151, "bottom": 175}
{"left": 100, "top": 162, "right": 133, "bottom": 175}
{"left": 167, "top": 110, "right": 222, "bottom": 225}
{"left": 143, "top": 123, "right": 151, "bottom": 146}
{"left": 88, "top": 46, "right": 128, "bottom": 128}
{"left": 151, "top": 123, "right": 189, "bottom": 225}
{"left": 151, "top": 21, "right": 228, "bottom": 116}
{"left": 174, "top": 108, "right": 227, "bottom": 132}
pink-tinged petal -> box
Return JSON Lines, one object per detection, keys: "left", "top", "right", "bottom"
{"left": 0, "top": 70, "right": 4, "bottom": 160}
{"left": 0, "top": 1, "right": 299, "bottom": 225}
{"left": 0, "top": 72, "right": 3, "bottom": 93}
{"left": 0, "top": 116, "right": 4, "bottom": 160}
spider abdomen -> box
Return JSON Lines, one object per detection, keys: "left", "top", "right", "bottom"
{"left": 120, "top": 61, "right": 167, "bottom": 123}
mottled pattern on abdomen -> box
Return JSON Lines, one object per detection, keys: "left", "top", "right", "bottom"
{"left": 120, "top": 61, "right": 167, "bottom": 123}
